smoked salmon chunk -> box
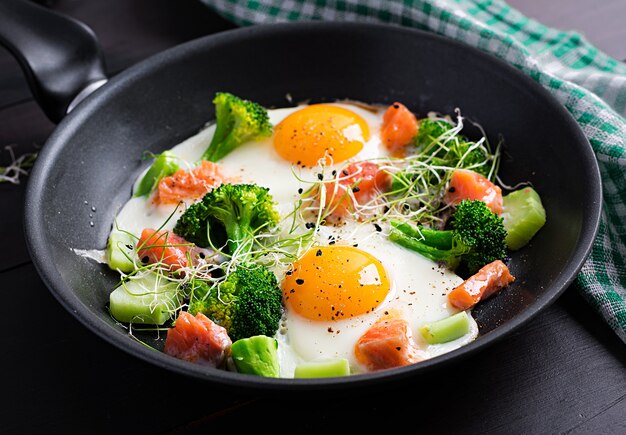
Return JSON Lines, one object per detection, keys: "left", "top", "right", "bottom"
{"left": 137, "top": 229, "right": 192, "bottom": 271}
{"left": 355, "top": 318, "right": 424, "bottom": 371}
{"left": 164, "top": 311, "right": 232, "bottom": 367}
{"left": 448, "top": 259, "right": 515, "bottom": 310}
{"left": 155, "top": 160, "right": 226, "bottom": 205}
{"left": 324, "top": 161, "right": 390, "bottom": 219}
{"left": 445, "top": 169, "right": 503, "bottom": 215}
{"left": 380, "top": 102, "right": 419, "bottom": 156}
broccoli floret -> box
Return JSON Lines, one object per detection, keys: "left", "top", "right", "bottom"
{"left": 390, "top": 118, "right": 493, "bottom": 195}
{"left": 189, "top": 264, "right": 283, "bottom": 342}
{"left": 415, "top": 119, "right": 490, "bottom": 176}
{"left": 389, "top": 199, "right": 507, "bottom": 275}
{"left": 173, "top": 183, "right": 280, "bottom": 258}
{"left": 201, "top": 92, "right": 273, "bottom": 162}
{"left": 415, "top": 118, "right": 452, "bottom": 149}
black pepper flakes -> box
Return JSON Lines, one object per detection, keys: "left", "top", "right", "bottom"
{"left": 296, "top": 278, "right": 305, "bottom": 285}
{"left": 374, "top": 223, "right": 382, "bottom": 232}
{"left": 316, "top": 249, "right": 322, "bottom": 256}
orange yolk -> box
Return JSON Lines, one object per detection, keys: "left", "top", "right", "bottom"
{"left": 282, "top": 246, "right": 390, "bottom": 321}
{"left": 273, "top": 104, "right": 370, "bottom": 167}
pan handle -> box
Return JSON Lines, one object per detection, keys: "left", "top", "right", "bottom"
{"left": 0, "top": 0, "right": 107, "bottom": 123}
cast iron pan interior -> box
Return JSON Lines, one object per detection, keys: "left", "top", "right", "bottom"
{"left": 24, "top": 22, "right": 601, "bottom": 391}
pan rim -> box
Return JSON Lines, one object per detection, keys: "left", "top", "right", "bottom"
{"left": 23, "top": 21, "right": 602, "bottom": 390}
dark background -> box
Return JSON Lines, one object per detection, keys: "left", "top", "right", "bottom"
{"left": 1, "top": 1, "right": 625, "bottom": 433}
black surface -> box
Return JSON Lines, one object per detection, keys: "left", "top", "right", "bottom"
{"left": 1, "top": 1, "right": 625, "bottom": 433}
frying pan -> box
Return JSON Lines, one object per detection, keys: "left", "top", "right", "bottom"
{"left": 1, "top": 0, "right": 601, "bottom": 390}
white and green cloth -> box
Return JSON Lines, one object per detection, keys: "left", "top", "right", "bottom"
{"left": 201, "top": 0, "right": 626, "bottom": 343}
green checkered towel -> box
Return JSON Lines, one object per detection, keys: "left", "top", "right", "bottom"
{"left": 201, "top": 0, "right": 626, "bottom": 343}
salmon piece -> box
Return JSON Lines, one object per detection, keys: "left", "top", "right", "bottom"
{"left": 164, "top": 311, "right": 232, "bottom": 367}
{"left": 445, "top": 169, "right": 503, "bottom": 214}
{"left": 324, "top": 161, "right": 391, "bottom": 219}
{"left": 137, "top": 229, "right": 192, "bottom": 271}
{"left": 448, "top": 259, "right": 515, "bottom": 310}
{"left": 155, "top": 160, "right": 226, "bottom": 205}
{"left": 380, "top": 102, "right": 419, "bottom": 156}
{"left": 354, "top": 318, "right": 424, "bottom": 371}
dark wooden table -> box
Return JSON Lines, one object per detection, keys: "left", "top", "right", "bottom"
{"left": 1, "top": 1, "right": 625, "bottom": 433}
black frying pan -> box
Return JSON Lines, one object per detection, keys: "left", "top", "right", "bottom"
{"left": 1, "top": 0, "right": 601, "bottom": 391}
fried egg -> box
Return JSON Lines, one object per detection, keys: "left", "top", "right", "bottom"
{"left": 113, "top": 100, "right": 478, "bottom": 377}
{"left": 276, "top": 222, "right": 476, "bottom": 376}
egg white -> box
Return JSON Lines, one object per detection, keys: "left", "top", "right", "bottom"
{"left": 112, "top": 101, "right": 479, "bottom": 377}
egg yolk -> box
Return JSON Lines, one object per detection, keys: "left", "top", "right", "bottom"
{"left": 273, "top": 104, "right": 370, "bottom": 167}
{"left": 282, "top": 246, "right": 390, "bottom": 321}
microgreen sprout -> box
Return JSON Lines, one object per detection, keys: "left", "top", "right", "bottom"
{"left": 0, "top": 146, "right": 37, "bottom": 184}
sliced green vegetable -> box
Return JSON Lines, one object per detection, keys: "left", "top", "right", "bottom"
{"left": 294, "top": 358, "right": 351, "bottom": 378}
{"left": 134, "top": 151, "right": 179, "bottom": 197}
{"left": 107, "top": 231, "right": 136, "bottom": 273}
{"left": 109, "top": 273, "right": 180, "bottom": 325}
{"left": 419, "top": 311, "right": 470, "bottom": 344}
{"left": 502, "top": 186, "right": 546, "bottom": 251}
{"left": 231, "top": 335, "right": 280, "bottom": 377}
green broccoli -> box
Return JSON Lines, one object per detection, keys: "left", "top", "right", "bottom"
{"left": 390, "top": 118, "right": 493, "bottom": 193}
{"left": 389, "top": 199, "right": 507, "bottom": 275}
{"left": 201, "top": 92, "right": 273, "bottom": 162}
{"left": 416, "top": 118, "right": 491, "bottom": 176}
{"left": 173, "top": 183, "right": 280, "bottom": 258}
{"left": 188, "top": 264, "right": 283, "bottom": 342}
{"left": 415, "top": 118, "right": 453, "bottom": 149}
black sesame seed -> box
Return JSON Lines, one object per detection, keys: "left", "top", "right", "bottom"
{"left": 296, "top": 278, "right": 305, "bottom": 285}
